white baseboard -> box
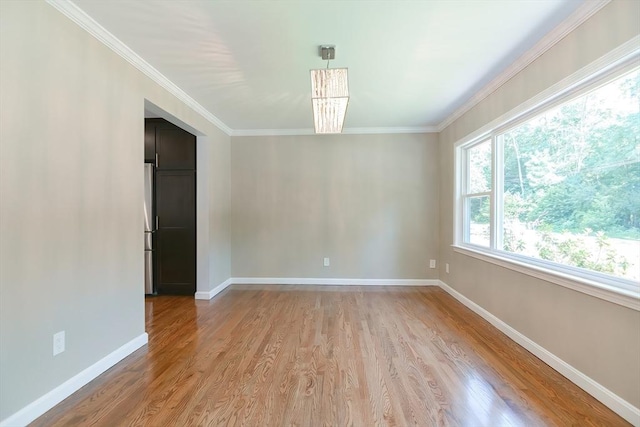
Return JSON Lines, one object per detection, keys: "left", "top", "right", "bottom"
{"left": 0, "top": 333, "right": 148, "bottom": 427}
{"left": 230, "top": 277, "right": 439, "bottom": 286}
{"left": 437, "top": 280, "right": 640, "bottom": 426}
{"left": 195, "top": 278, "right": 233, "bottom": 300}
{"left": 6, "top": 281, "right": 636, "bottom": 425}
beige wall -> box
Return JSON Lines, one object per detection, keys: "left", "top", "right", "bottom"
{"left": 231, "top": 134, "right": 439, "bottom": 279}
{"left": 0, "top": 0, "right": 231, "bottom": 420}
{"left": 438, "top": 0, "right": 640, "bottom": 407}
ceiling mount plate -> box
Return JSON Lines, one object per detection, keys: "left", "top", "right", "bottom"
{"left": 319, "top": 45, "right": 335, "bottom": 60}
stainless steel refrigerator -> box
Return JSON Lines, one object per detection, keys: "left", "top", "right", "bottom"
{"left": 144, "top": 163, "right": 156, "bottom": 294}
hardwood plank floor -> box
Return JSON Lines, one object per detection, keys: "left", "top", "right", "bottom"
{"left": 32, "top": 285, "right": 629, "bottom": 426}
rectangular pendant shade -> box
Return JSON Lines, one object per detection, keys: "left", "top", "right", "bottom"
{"left": 310, "top": 68, "right": 349, "bottom": 134}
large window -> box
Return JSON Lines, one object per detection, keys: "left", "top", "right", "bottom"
{"left": 457, "top": 64, "right": 640, "bottom": 298}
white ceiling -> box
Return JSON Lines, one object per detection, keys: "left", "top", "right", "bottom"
{"left": 70, "top": 0, "right": 587, "bottom": 134}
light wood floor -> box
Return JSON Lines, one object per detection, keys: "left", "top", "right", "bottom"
{"left": 32, "top": 285, "right": 628, "bottom": 426}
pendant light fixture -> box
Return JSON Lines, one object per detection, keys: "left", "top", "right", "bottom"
{"left": 310, "top": 46, "right": 349, "bottom": 134}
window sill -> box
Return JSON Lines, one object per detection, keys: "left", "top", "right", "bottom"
{"left": 452, "top": 245, "right": 640, "bottom": 311}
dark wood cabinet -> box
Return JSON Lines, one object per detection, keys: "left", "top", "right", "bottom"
{"left": 144, "top": 121, "right": 156, "bottom": 163}
{"left": 145, "top": 118, "right": 196, "bottom": 295}
{"left": 156, "top": 170, "right": 196, "bottom": 295}
{"left": 155, "top": 121, "right": 196, "bottom": 170}
{"left": 146, "top": 118, "right": 196, "bottom": 170}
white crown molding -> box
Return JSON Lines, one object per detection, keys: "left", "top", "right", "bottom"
{"left": 45, "top": 0, "right": 435, "bottom": 138}
{"left": 231, "top": 126, "right": 437, "bottom": 137}
{"left": 231, "top": 128, "right": 316, "bottom": 137}
{"left": 436, "top": 0, "right": 612, "bottom": 132}
{"left": 48, "top": 0, "right": 611, "bottom": 137}
{"left": 452, "top": 36, "right": 640, "bottom": 149}
{"left": 0, "top": 333, "right": 148, "bottom": 427}
{"left": 45, "top": 0, "right": 233, "bottom": 136}
{"left": 438, "top": 280, "right": 640, "bottom": 426}
{"left": 342, "top": 126, "right": 437, "bottom": 135}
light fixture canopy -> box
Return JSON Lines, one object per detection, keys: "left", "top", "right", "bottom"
{"left": 310, "top": 46, "right": 349, "bottom": 134}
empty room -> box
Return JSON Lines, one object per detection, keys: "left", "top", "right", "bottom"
{"left": 0, "top": 0, "right": 639, "bottom": 426}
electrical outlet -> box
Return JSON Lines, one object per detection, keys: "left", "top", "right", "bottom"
{"left": 446, "top": 263, "right": 450, "bottom": 274}
{"left": 429, "top": 259, "right": 436, "bottom": 269}
{"left": 323, "top": 257, "right": 330, "bottom": 267}
{"left": 53, "top": 331, "right": 65, "bottom": 356}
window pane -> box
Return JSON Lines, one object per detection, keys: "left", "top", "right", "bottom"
{"left": 468, "top": 140, "right": 492, "bottom": 193}
{"left": 467, "top": 196, "right": 490, "bottom": 247}
{"left": 500, "top": 69, "right": 640, "bottom": 282}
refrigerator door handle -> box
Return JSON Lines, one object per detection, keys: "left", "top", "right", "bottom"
{"left": 156, "top": 216, "right": 159, "bottom": 230}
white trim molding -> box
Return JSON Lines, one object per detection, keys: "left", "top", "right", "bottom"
{"left": 45, "top": 0, "right": 612, "bottom": 138}
{"left": 452, "top": 36, "right": 640, "bottom": 149}
{"left": 343, "top": 127, "right": 437, "bottom": 135}
{"left": 231, "top": 277, "right": 439, "bottom": 286}
{"left": 45, "top": 0, "right": 233, "bottom": 136}
{"left": 43, "top": 0, "right": 436, "bottom": 138}
{"left": 230, "top": 126, "right": 437, "bottom": 137}
{"left": 3, "top": 281, "right": 637, "bottom": 425}
{"left": 195, "top": 278, "right": 233, "bottom": 300}
{"left": 230, "top": 128, "right": 316, "bottom": 137}
{"left": 438, "top": 280, "right": 640, "bottom": 426}
{"left": 453, "top": 245, "right": 640, "bottom": 311}
{"left": 0, "top": 333, "right": 148, "bottom": 427}
{"left": 193, "top": 277, "right": 438, "bottom": 300}
{"left": 436, "top": 0, "right": 611, "bottom": 132}
{"left": 451, "top": 40, "right": 640, "bottom": 312}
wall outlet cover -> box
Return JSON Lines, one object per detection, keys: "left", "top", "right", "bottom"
{"left": 53, "top": 331, "right": 65, "bottom": 356}
{"left": 323, "top": 257, "right": 330, "bottom": 267}
{"left": 429, "top": 259, "right": 436, "bottom": 269}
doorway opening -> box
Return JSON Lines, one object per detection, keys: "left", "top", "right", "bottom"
{"left": 144, "top": 100, "right": 209, "bottom": 296}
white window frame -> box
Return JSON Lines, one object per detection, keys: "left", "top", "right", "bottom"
{"left": 460, "top": 139, "right": 493, "bottom": 248}
{"left": 453, "top": 45, "right": 640, "bottom": 311}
